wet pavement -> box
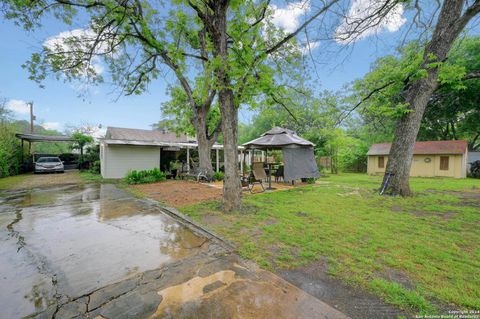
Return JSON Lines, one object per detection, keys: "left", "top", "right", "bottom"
{"left": 0, "top": 183, "right": 349, "bottom": 319}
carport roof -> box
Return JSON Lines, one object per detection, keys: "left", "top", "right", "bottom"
{"left": 16, "top": 133, "right": 74, "bottom": 142}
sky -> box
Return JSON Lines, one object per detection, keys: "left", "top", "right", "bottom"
{"left": 0, "top": 0, "right": 409, "bottom": 135}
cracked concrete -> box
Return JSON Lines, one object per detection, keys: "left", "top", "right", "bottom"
{"left": 1, "top": 183, "right": 349, "bottom": 319}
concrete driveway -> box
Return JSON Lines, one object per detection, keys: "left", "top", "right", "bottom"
{"left": 0, "top": 183, "right": 348, "bottom": 319}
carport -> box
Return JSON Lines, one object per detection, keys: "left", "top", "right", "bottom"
{"left": 16, "top": 133, "right": 74, "bottom": 169}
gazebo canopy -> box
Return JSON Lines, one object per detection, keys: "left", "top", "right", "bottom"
{"left": 242, "top": 127, "right": 314, "bottom": 149}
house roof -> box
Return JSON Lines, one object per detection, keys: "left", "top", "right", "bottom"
{"left": 367, "top": 140, "right": 468, "bottom": 156}
{"left": 102, "top": 126, "right": 243, "bottom": 150}
{"left": 105, "top": 127, "right": 194, "bottom": 143}
{"left": 242, "top": 127, "right": 314, "bottom": 149}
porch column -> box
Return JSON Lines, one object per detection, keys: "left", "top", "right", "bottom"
{"left": 240, "top": 150, "right": 244, "bottom": 174}
{"left": 159, "top": 147, "right": 162, "bottom": 170}
{"left": 186, "top": 147, "right": 190, "bottom": 173}
{"left": 216, "top": 148, "right": 219, "bottom": 172}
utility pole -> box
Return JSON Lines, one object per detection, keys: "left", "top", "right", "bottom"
{"left": 29, "top": 102, "right": 36, "bottom": 133}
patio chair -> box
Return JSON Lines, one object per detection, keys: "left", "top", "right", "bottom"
{"left": 177, "top": 162, "right": 190, "bottom": 180}
{"left": 185, "top": 163, "right": 211, "bottom": 182}
{"left": 247, "top": 162, "right": 266, "bottom": 193}
{"left": 274, "top": 165, "right": 284, "bottom": 182}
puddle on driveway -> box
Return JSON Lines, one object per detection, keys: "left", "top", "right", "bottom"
{"left": 0, "top": 184, "right": 208, "bottom": 318}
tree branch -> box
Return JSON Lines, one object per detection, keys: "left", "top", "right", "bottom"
{"left": 264, "top": 0, "right": 338, "bottom": 55}
{"left": 335, "top": 80, "right": 396, "bottom": 126}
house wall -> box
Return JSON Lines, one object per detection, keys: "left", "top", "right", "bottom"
{"left": 101, "top": 144, "right": 161, "bottom": 179}
{"left": 367, "top": 154, "right": 465, "bottom": 178}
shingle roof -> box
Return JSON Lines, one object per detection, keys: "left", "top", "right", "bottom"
{"left": 367, "top": 140, "right": 468, "bottom": 156}
{"left": 105, "top": 127, "right": 194, "bottom": 143}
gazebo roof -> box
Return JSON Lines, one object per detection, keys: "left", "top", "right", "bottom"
{"left": 242, "top": 127, "right": 314, "bottom": 149}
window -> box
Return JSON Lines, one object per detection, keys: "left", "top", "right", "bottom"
{"left": 440, "top": 156, "right": 449, "bottom": 171}
{"left": 378, "top": 156, "right": 385, "bottom": 168}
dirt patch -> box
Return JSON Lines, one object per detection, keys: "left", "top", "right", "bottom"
{"left": 15, "top": 171, "right": 83, "bottom": 189}
{"left": 379, "top": 267, "right": 415, "bottom": 290}
{"left": 132, "top": 180, "right": 222, "bottom": 207}
{"left": 263, "top": 218, "right": 277, "bottom": 225}
{"left": 201, "top": 214, "right": 228, "bottom": 227}
{"left": 436, "top": 190, "right": 480, "bottom": 208}
{"left": 277, "top": 258, "right": 409, "bottom": 319}
{"left": 409, "top": 210, "right": 458, "bottom": 219}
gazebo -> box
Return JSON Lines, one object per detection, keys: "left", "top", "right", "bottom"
{"left": 242, "top": 127, "right": 320, "bottom": 188}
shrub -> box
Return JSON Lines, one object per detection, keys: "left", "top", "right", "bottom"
{"left": 0, "top": 123, "right": 22, "bottom": 177}
{"left": 125, "top": 168, "right": 167, "bottom": 184}
{"left": 89, "top": 160, "right": 101, "bottom": 174}
{"left": 213, "top": 171, "right": 224, "bottom": 181}
{"left": 470, "top": 160, "right": 480, "bottom": 178}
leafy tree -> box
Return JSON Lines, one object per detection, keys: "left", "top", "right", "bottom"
{"left": 3, "top": 0, "right": 337, "bottom": 211}
{"left": 71, "top": 132, "right": 94, "bottom": 168}
{"left": 376, "top": 0, "right": 480, "bottom": 196}
{"left": 418, "top": 37, "right": 480, "bottom": 150}
{"left": 0, "top": 99, "right": 23, "bottom": 177}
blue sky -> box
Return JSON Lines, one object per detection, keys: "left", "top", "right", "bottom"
{"left": 0, "top": 0, "right": 406, "bottom": 134}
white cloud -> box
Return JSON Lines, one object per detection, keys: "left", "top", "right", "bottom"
{"left": 42, "top": 122, "right": 61, "bottom": 130}
{"left": 269, "top": 0, "right": 311, "bottom": 33}
{"left": 301, "top": 40, "right": 320, "bottom": 55}
{"left": 335, "top": 0, "right": 406, "bottom": 44}
{"left": 44, "top": 28, "right": 107, "bottom": 76}
{"left": 6, "top": 99, "right": 30, "bottom": 114}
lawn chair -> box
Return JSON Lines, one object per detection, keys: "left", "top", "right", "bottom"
{"left": 247, "top": 162, "right": 266, "bottom": 193}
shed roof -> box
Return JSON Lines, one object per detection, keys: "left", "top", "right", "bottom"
{"left": 367, "top": 140, "right": 468, "bottom": 156}
{"left": 242, "top": 127, "right": 314, "bottom": 149}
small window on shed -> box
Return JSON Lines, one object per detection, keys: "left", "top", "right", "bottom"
{"left": 440, "top": 156, "right": 449, "bottom": 171}
{"left": 378, "top": 156, "right": 385, "bottom": 168}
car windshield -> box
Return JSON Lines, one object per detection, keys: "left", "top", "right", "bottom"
{"left": 37, "top": 157, "right": 61, "bottom": 163}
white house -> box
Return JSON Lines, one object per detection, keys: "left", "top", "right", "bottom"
{"left": 100, "top": 127, "right": 246, "bottom": 179}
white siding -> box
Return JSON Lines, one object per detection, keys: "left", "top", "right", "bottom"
{"left": 102, "top": 144, "right": 160, "bottom": 179}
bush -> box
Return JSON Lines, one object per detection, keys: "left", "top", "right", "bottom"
{"left": 470, "top": 160, "right": 480, "bottom": 178}
{"left": 89, "top": 160, "right": 101, "bottom": 174}
{"left": 213, "top": 171, "right": 224, "bottom": 181}
{"left": 0, "top": 123, "right": 22, "bottom": 177}
{"left": 125, "top": 168, "right": 167, "bottom": 184}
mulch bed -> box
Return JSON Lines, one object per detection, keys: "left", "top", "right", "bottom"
{"left": 132, "top": 180, "right": 223, "bottom": 207}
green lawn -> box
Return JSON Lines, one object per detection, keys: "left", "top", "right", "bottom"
{"left": 181, "top": 174, "right": 480, "bottom": 314}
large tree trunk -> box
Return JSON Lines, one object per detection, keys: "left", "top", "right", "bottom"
{"left": 219, "top": 89, "right": 242, "bottom": 211}
{"left": 209, "top": 0, "right": 242, "bottom": 211}
{"left": 194, "top": 109, "right": 214, "bottom": 177}
{"left": 383, "top": 0, "right": 479, "bottom": 195}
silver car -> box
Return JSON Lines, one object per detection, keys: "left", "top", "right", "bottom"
{"left": 34, "top": 157, "right": 65, "bottom": 173}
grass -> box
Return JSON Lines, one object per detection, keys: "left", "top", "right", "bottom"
{"left": 0, "top": 174, "right": 30, "bottom": 190}
{"left": 79, "top": 171, "right": 106, "bottom": 182}
{"left": 180, "top": 173, "right": 480, "bottom": 314}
